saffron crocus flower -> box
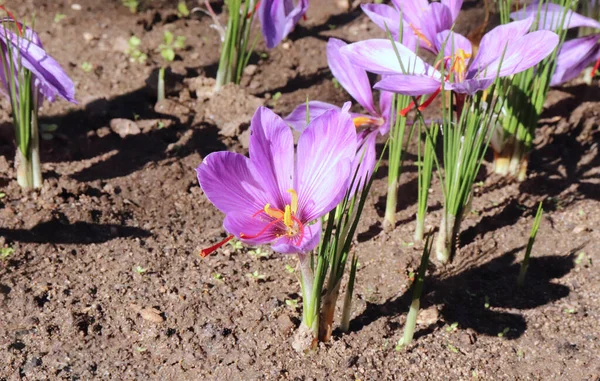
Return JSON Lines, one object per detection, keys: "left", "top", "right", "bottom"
{"left": 361, "top": 0, "right": 462, "bottom": 54}
{"left": 0, "top": 20, "right": 76, "bottom": 104}
{"left": 259, "top": 0, "right": 309, "bottom": 49}
{"left": 284, "top": 38, "right": 392, "bottom": 190}
{"left": 341, "top": 19, "right": 559, "bottom": 98}
{"left": 197, "top": 105, "right": 357, "bottom": 255}
{"left": 511, "top": 3, "right": 600, "bottom": 85}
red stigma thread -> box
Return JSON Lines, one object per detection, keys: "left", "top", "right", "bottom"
{"left": 591, "top": 58, "right": 600, "bottom": 79}
{"left": 199, "top": 235, "right": 234, "bottom": 257}
{"left": 0, "top": 6, "right": 23, "bottom": 36}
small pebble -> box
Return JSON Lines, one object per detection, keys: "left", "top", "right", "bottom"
{"left": 71, "top": 3, "right": 82, "bottom": 10}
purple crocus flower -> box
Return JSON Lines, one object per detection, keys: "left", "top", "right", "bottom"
{"left": 361, "top": 0, "right": 462, "bottom": 54}
{"left": 259, "top": 0, "right": 309, "bottom": 49}
{"left": 284, "top": 38, "right": 393, "bottom": 191}
{"left": 0, "top": 20, "right": 76, "bottom": 104}
{"left": 197, "top": 105, "right": 356, "bottom": 256}
{"left": 511, "top": 3, "right": 600, "bottom": 85}
{"left": 341, "top": 19, "right": 559, "bottom": 97}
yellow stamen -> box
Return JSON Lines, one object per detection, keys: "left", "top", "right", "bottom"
{"left": 264, "top": 203, "right": 283, "bottom": 219}
{"left": 284, "top": 205, "right": 292, "bottom": 228}
{"left": 287, "top": 189, "right": 298, "bottom": 215}
{"left": 452, "top": 48, "right": 472, "bottom": 82}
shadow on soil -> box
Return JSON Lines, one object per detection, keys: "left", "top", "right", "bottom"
{"left": 0, "top": 218, "right": 151, "bottom": 244}
{"left": 350, "top": 245, "right": 580, "bottom": 340}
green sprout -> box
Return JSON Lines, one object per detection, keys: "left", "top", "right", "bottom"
{"left": 127, "top": 36, "right": 147, "bottom": 64}
{"left": 574, "top": 252, "right": 586, "bottom": 265}
{"left": 122, "top": 0, "right": 139, "bottom": 13}
{"left": 228, "top": 239, "right": 244, "bottom": 251}
{"left": 332, "top": 78, "right": 340, "bottom": 89}
{"left": 80, "top": 62, "right": 93, "bottom": 73}
{"left": 0, "top": 247, "right": 14, "bottom": 261}
{"left": 134, "top": 265, "right": 147, "bottom": 274}
{"left": 446, "top": 322, "right": 459, "bottom": 332}
{"left": 40, "top": 124, "right": 58, "bottom": 141}
{"left": 248, "top": 247, "right": 269, "bottom": 259}
{"left": 246, "top": 270, "right": 266, "bottom": 281}
{"left": 212, "top": 272, "right": 224, "bottom": 281}
{"left": 285, "top": 299, "right": 299, "bottom": 309}
{"left": 284, "top": 264, "right": 295, "bottom": 274}
{"left": 0, "top": 192, "right": 6, "bottom": 199}
{"left": 158, "top": 31, "right": 186, "bottom": 63}
{"left": 447, "top": 343, "right": 460, "bottom": 353}
{"left": 563, "top": 308, "right": 576, "bottom": 314}
{"left": 54, "top": 13, "right": 66, "bottom": 23}
{"left": 271, "top": 91, "right": 282, "bottom": 104}
{"left": 484, "top": 296, "right": 490, "bottom": 309}
{"left": 517, "top": 202, "right": 543, "bottom": 288}
{"left": 177, "top": 1, "right": 190, "bottom": 17}
{"left": 497, "top": 327, "right": 510, "bottom": 338}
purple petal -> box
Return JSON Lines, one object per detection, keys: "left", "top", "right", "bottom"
{"left": 392, "top": 0, "right": 428, "bottom": 29}
{"left": 446, "top": 78, "right": 495, "bottom": 94}
{"left": 374, "top": 74, "right": 442, "bottom": 97}
{"left": 551, "top": 34, "right": 600, "bottom": 86}
{"left": 248, "top": 107, "right": 295, "bottom": 211}
{"left": 340, "top": 39, "right": 433, "bottom": 76}
{"left": 295, "top": 104, "right": 357, "bottom": 222}
{"left": 271, "top": 219, "right": 322, "bottom": 254}
{"left": 361, "top": 3, "right": 402, "bottom": 40}
{"left": 283, "top": 101, "right": 340, "bottom": 131}
{"left": 477, "top": 30, "right": 559, "bottom": 80}
{"left": 327, "top": 38, "right": 376, "bottom": 115}
{"left": 419, "top": 3, "right": 454, "bottom": 53}
{"left": 378, "top": 90, "right": 394, "bottom": 135}
{"left": 223, "top": 210, "right": 280, "bottom": 246}
{"left": 469, "top": 18, "right": 534, "bottom": 72}
{"left": 259, "top": 0, "right": 309, "bottom": 49}
{"left": 350, "top": 130, "right": 378, "bottom": 196}
{"left": 0, "top": 28, "right": 76, "bottom": 103}
{"left": 197, "top": 151, "right": 269, "bottom": 215}
{"left": 441, "top": 0, "right": 463, "bottom": 21}
{"left": 510, "top": 3, "right": 600, "bottom": 30}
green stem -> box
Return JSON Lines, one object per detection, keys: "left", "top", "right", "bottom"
{"left": 518, "top": 202, "right": 544, "bottom": 288}
{"left": 340, "top": 255, "right": 358, "bottom": 332}
{"left": 30, "top": 94, "right": 42, "bottom": 189}
{"left": 157, "top": 66, "right": 166, "bottom": 102}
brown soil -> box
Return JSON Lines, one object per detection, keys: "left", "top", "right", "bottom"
{"left": 1, "top": 1, "right": 599, "bottom": 380}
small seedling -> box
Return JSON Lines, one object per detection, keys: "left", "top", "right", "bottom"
{"left": 517, "top": 202, "right": 543, "bottom": 287}
{"left": 484, "top": 296, "right": 490, "bottom": 309}
{"left": 0, "top": 192, "right": 6, "bottom": 199}
{"left": 516, "top": 349, "right": 524, "bottom": 360}
{"left": 158, "top": 30, "right": 186, "bottom": 62}
{"left": 285, "top": 299, "right": 299, "bottom": 309}
{"left": 563, "top": 308, "right": 576, "bottom": 314}
{"left": 135, "top": 346, "right": 147, "bottom": 353}
{"left": 212, "top": 272, "right": 224, "bottom": 281}
{"left": 259, "top": 52, "right": 269, "bottom": 59}
{"left": 80, "top": 62, "right": 93, "bottom": 73}
{"left": 122, "top": 0, "right": 139, "bottom": 13}
{"left": 127, "top": 36, "right": 147, "bottom": 64}
{"left": 228, "top": 239, "right": 243, "bottom": 251}
{"left": 54, "top": 13, "right": 66, "bottom": 23}
{"left": 248, "top": 248, "right": 269, "bottom": 259}
{"left": 447, "top": 343, "right": 460, "bottom": 353}
{"left": 40, "top": 124, "right": 58, "bottom": 141}
{"left": 247, "top": 270, "right": 266, "bottom": 281}
{"left": 575, "top": 252, "right": 586, "bottom": 265}
{"left": 134, "top": 265, "right": 147, "bottom": 274}
{"left": 284, "top": 264, "right": 295, "bottom": 274}
{"left": 1, "top": 247, "right": 14, "bottom": 261}
{"left": 332, "top": 78, "right": 340, "bottom": 89}
{"left": 446, "top": 322, "right": 459, "bottom": 332}
{"left": 497, "top": 327, "right": 510, "bottom": 337}
{"left": 177, "top": 1, "right": 190, "bottom": 17}
{"left": 272, "top": 91, "right": 282, "bottom": 103}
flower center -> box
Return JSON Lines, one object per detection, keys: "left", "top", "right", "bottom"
{"left": 449, "top": 48, "right": 471, "bottom": 82}
{"left": 241, "top": 189, "right": 305, "bottom": 245}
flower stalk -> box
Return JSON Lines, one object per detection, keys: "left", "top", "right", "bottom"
{"left": 517, "top": 202, "right": 544, "bottom": 288}
{"left": 399, "top": 232, "right": 433, "bottom": 347}
{"left": 415, "top": 120, "right": 438, "bottom": 242}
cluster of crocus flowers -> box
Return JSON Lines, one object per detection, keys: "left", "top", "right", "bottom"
{"left": 341, "top": 18, "right": 559, "bottom": 99}
{"left": 284, "top": 38, "right": 392, "bottom": 193}
{"left": 511, "top": 2, "right": 600, "bottom": 85}
{"left": 0, "top": 10, "right": 75, "bottom": 189}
